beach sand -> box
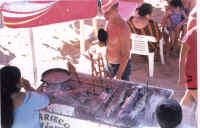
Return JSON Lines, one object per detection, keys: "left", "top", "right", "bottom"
{"left": 0, "top": 0, "right": 184, "bottom": 100}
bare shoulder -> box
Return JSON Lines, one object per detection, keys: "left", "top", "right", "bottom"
{"left": 117, "top": 19, "right": 131, "bottom": 35}
{"left": 116, "top": 20, "right": 131, "bottom": 46}
{"left": 189, "top": 0, "right": 196, "bottom": 10}
{"left": 12, "top": 92, "right": 26, "bottom": 99}
{"left": 11, "top": 92, "right": 26, "bottom": 108}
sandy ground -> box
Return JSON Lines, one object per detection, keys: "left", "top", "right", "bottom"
{"left": 0, "top": 0, "right": 185, "bottom": 100}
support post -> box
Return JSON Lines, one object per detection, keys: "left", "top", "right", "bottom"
{"left": 80, "top": 20, "right": 86, "bottom": 55}
{"left": 29, "top": 28, "right": 38, "bottom": 87}
{"left": 92, "top": 17, "right": 98, "bottom": 38}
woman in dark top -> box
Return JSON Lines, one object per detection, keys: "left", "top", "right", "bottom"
{"left": 127, "top": 3, "right": 162, "bottom": 53}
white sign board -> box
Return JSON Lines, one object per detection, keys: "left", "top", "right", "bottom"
{"left": 40, "top": 111, "right": 117, "bottom": 128}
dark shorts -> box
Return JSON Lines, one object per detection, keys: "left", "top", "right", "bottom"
{"left": 188, "top": 88, "right": 197, "bottom": 90}
{"left": 107, "top": 60, "right": 131, "bottom": 81}
{"left": 186, "top": 75, "right": 197, "bottom": 89}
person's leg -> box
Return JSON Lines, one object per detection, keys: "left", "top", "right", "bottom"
{"left": 190, "top": 90, "right": 198, "bottom": 122}
{"left": 121, "top": 60, "right": 131, "bottom": 81}
{"left": 174, "top": 26, "right": 185, "bottom": 56}
{"left": 106, "top": 63, "right": 119, "bottom": 78}
{"left": 163, "top": 28, "right": 170, "bottom": 58}
{"left": 180, "top": 90, "right": 192, "bottom": 106}
{"left": 169, "top": 30, "right": 176, "bottom": 55}
{"left": 190, "top": 90, "right": 197, "bottom": 105}
{"left": 173, "top": 30, "right": 181, "bottom": 56}
{"left": 178, "top": 26, "right": 187, "bottom": 56}
{"left": 181, "top": 25, "right": 187, "bottom": 38}
{"left": 180, "top": 90, "right": 196, "bottom": 126}
{"left": 165, "top": 19, "right": 172, "bottom": 57}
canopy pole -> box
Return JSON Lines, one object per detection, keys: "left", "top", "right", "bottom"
{"left": 80, "top": 20, "right": 86, "bottom": 55}
{"left": 29, "top": 28, "right": 38, "bottom": 87}
{"left": 92, "top": 17, "right": 98, "bottom": 38}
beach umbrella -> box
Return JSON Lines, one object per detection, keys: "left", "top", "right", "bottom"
{"left": 0, "top": 0, "right": 141, "bottom": 86}
{"left": 0, "top": 0, "right": 97, "bottom": 86}
{"left": 1, "top": 0, "right": 97, "bottom": 28}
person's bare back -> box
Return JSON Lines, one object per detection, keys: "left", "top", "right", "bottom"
{"left": 101, "top": 0, "right": 131, "bottom": 80}
{"left": 106, "top": 18, "right": 131, "bottom": 63}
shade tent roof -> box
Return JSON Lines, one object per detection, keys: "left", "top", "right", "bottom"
{"left": 1, "top": 0, "right": 97, "bottom": 28}
{"left": 0, "top": 0, "right": 140, "bottom": 28}
{"left": 118, "top": 1, "right": 139, "bottom": 20}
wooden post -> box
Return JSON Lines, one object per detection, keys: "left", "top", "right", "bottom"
{"left": 29, "top": 28, "right": 38, "bottom": 87}
{"left": 80, "top": 20, "right": 86, "bottom": 55}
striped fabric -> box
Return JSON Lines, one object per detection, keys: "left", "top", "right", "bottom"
{"left": 101, "top": 0, "right": 119, "bottom": 14}
{"left": 127, "top": 16, "right": 162, "bottom": 52}
{"left": 1, "top": 0, "right": 97, "bottom": 28}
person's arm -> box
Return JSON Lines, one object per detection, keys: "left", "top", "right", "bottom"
{"left": 115, "top": 24, "right": 131, "bottom": 80}
{"left": 161, "top": 9, "right": 170, "bottom": 27}
{"left": 189, "top": 0, "right": 196, "bottom": 12}
{"left": 17, "top": 78, "right": 38, "bottom": 92}
{"left": 21, "top": 78, "right": 38, "bottom": 92}
{"left": 19, "top": 78, "right": 55, "bottom": 106}
{"left": 153, "top": 21, "right": 162, "bottom": 41}
{"left": 178, "top": 43, "right": 190, "bottom": 87}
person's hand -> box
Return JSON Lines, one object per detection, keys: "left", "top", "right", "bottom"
{"left": 177, "top": 78, "right": 185, "bottom": 88}
{"left": 18, "top": 78, "right": 31, "bottom": 89}
{"left": 17, "top": 78, "right": 25, "bottom": 88}
{"left": 23, "top": 79, "right": 31, "bottom": 88}
{"left": 114, "top": 73, "right": 122, "bottom": 80}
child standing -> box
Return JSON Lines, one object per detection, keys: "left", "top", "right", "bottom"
{"left": 162, "top": 0, "right": 188, "bottom": 57}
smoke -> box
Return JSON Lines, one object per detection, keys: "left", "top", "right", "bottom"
{"left": 142, "top": 94, "right": 165, "bottom": 126}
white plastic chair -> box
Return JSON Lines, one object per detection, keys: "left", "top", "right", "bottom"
{"left": 130, "top": 34, "right": 165, "bottom": 77}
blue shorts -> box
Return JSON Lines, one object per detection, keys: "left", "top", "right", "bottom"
{"left": 107, "top": 60, "right": 131, "bottom": 81}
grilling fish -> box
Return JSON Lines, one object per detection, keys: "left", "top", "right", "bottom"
{"left": 118, "top": 87, "right": 147, "bottom": 120}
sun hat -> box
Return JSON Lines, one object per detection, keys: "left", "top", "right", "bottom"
{"left": 101, "top": 0, "right": 119, "bottom": 14}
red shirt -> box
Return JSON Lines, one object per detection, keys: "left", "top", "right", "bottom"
{"left": 182, "top": 27, "right": 197, "bottom": 88}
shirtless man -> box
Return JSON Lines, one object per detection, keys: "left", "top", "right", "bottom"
{"left": 101, "top": 0, "right": 131, "bottom": 80}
